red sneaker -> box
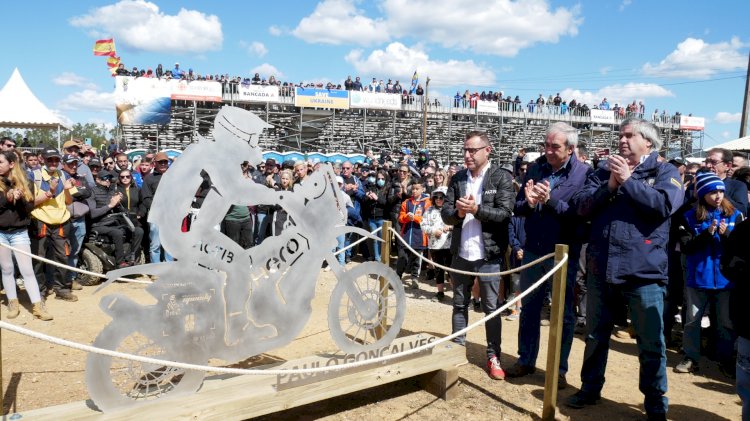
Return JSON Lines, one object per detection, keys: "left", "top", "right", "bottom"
{"left": 487, "top": 356, "right": 505, "bottom": 380}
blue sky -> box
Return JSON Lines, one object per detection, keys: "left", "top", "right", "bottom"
{"left": 1, "top": 0, "right": 748, "bottom": 148}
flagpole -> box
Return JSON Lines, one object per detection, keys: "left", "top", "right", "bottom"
{"left": 422, "top": 77, "right": 430, "bottom": 150}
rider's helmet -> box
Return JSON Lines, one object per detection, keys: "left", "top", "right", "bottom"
{"left": 212, "top": 106, "right": 273, "bottom": 167}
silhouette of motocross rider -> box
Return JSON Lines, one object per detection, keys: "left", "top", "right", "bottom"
{"left": 141, "top": 106, "right": 345, "bottom": 346}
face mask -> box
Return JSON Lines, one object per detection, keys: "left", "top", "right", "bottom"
{"left": 376, "top": 179, "right": 385, "bottom": 187}
{"left": 367, "top": 177, "right": 376, "bottom": 184}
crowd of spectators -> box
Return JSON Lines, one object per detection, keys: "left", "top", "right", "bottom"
{"left": 112, "top": 63, "right": 693, "bottom": 121}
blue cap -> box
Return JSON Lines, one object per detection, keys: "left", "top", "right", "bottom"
{"left": 401, "top": 147, "right": 411, "bottom": 155}
{"left": 696, "top": 172, "right": 725, "bottom": 198}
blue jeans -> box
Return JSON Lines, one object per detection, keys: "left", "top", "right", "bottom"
{"left": 581, "top": 274, "right": 668, "bottom": 415}
{"left": 451, "top": 255, "right": 503, "bottom": 359}
{"left": 367, "top": 218, "right": 384, "bottom": 262}
{"left": 683, "top": 287, "right": 735, "bottom": 363}
{"left": 148, "top": 222, "right": 173, "bottom": 263}
{"left": 517, "top": 249, "right": 577, "bottom": 374}
{"left": 737, "top": 336, "right": 750, "bottom": 421}
{"left": 335, "top": 234, "right": 346, "bottom": 265}
{"left": 67, "top": 217, "right": 86, "bottom": 282}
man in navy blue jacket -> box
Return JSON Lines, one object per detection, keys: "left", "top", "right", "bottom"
{"left": 567, "top": 118, "right": 683, "bottom": 421}
{"left": 505, "top": 122, "right": 592, "bottom": 388}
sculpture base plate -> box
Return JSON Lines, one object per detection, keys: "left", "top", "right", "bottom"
{"left": 21, "top": 333, "right": 467, "bottom": 420}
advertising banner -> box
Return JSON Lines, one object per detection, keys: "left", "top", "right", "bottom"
{"left": 237, "top": 84, "right": 280, "bottom": 103}
{"left": 294, "top": 87, "right": 349, "bottom": 109}
{"left": 114, "top": 76, "right": 171, "bottom": 125}
{"left": 168, "top": 79, "right": 222, "bottom": 102}
{"left": 590, "top": 109, "right": 615, "bottom": 124}
{"left": 679, "top": 115, "right": 705, "bottom": 131}
{"left": 349, "top": 91, "right": 401, "bottom": 110}
{"left": 476, "top": 100, "right": 499, "bottom": 115}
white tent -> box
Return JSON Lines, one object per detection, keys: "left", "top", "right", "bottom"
{"left": 710, "top": 136, "right": 750, "bottom": 151}
{"left": 0, "top": 68, "right": 67, "bottom": 148}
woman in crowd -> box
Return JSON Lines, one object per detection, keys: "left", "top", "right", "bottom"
{"left": 420, "top": 186, "right": 451, "bottom": 301}
{"left": 362, "top": 169, "right": 390, "bottom": 262}
{"left": 272, "top": 169, "right": 294, "bottom": 236}
{"left": 117, "top": 169, "right": 141, "bottom": 224}
{"left": 0, "top": 151, "right": 52, "bottom": 320}
{"left": 434, "top": 169, "right": 449, "bottom": 188}
{"left": 676, "top": 172, "right": 743, "bottom": 375}
{"left": 293, "top": 160, "right": 309, "bottom": 185}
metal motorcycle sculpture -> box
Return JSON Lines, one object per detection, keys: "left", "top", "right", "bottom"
{"left": 85, "top": 106, "right": 406, "bottom": 411}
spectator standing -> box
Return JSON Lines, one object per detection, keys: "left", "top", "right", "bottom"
{"left": 29, "top": 148, "right": 77, "bottom": 301}
{"left": 253, "top": 158, "right": 279, "bottom": 245}
{"left": 0, "top": 151, "right": 53, "bottom": 320}
{"left": 60, "top": 154, "right": 91, "bottom": 289}
{"left": 567, "top": 118, "right": 683, "bottom": 420}
{"left": 62, "top": 139, "right": 94, "bottom": 187}
{"left": 272, "top": 169, "right": 294, "bottom": 236}
{"left": 720, "top": 218, "right": 750, "bottom": 419}
{"left": 506, "top": 122, "right": 592, "bottom": 387}
{"left": 341, "top": 161, "right": 365, "bottom": 262}
{"left": 675, "top": 173, "right": 741, "bottom": 375}
{"left": 362, "top": 169, "right": 389, "bottom": 262}
{"left": 172, "top": 62, "right": 183, "bottom": 79}
{"left": 704, "top": 148, "right": 748, "bottom": 215}
{"left": 421, "top": 186, "right": 452, "bottom": 301}
{"left": 506, "top": 214, "right": 526, "bottom": 320}
{"left": 441, "top": 131, "right": 514, "bottom": 380}
{"left": 140, "top": 151, "right": 172, "bottom": 263}
{"left": 397, "top": 178, "right": 430, "bottom": 289}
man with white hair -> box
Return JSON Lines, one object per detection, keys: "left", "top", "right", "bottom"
{"left": 568, "top": 118, "right": 683, "bottom": 421}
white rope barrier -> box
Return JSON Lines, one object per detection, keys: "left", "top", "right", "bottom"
{"left": 332, "top": 226, "right": 382, "bottom": 256}
{"left": 0, "top": 242, "right": 151, "bottom": 285}
{"left": 0, "top": 254, "right": 568, "bottom": 376}
{"left": 389, "top": 227, "right": 554, "bottom": 277}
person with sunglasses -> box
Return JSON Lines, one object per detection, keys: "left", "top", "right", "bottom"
{"left": 116, "top": 169, "right": 145, "bottom": 263}
{"left": 139, "top": 151, "right": 173, "bottom": 263}
{"left": 0, "top": 137, "right": 16, "bottom": 151}
{"left": 29, "top": 148, "right": 78, "bottom": 301}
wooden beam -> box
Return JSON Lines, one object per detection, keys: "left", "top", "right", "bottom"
{"left": 22, "top": 333, "right": 466, "bottom": 420}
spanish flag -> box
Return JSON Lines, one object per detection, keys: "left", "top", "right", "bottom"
{"left": 106, "top": 56, "right": 121, "bottom": 68}
{"left": 93, "top": 38, "right": 116, "bottom": 56}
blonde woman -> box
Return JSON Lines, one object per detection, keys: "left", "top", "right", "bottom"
{"left": 0, "top": 151, "right": 52, "bottom": 320}
{"left": 273, "top": 169, "right": 295, "bottom": 235}
{"left": 434, "top": 169, "right": 449, "bottom": 188}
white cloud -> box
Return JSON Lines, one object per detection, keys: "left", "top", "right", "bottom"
{"left": 249, "top": 41, "right": 268, "bottom": 57}
{"left": 642, "top": 37, "right": 747, "bottom": 79}
{"left": 292, "top": 0, "right": 389, "bottom": 46}
{"left": 268, "top": 25, "right": 284, "bottom": 36}
{"left": 250, "top": 63, "right": 285, "bottom": 80}
{"left": 722, "top": 131, "right": 731, "bottom": 139}
{"left": 619, "top": 0, "right": 632, "bottom": 12}
{"left": 560, "top": 83, "right": 673, "bottom": 108}
{"left": 70, "top": 0, "right": 222, "bottom": 53}
{"left": 57, "top": 89, "right": 115, "bottom": 112}
{"left": 345, "top": 42, "right": 496, "bottom": 88}
{"left": 50, "top": 110, "right": 75, "bottom": 129}
{"left": 292, "top": 0, "right": 582, "bottom": 56}
{"left": 599, "top": 66, "right": 613, "bottom": 75}
{"left": 715, "top": 111, "right": 742, "bottom": 124}
{"left": 383, "top": 0, "right": 582, "bottom": 57}
{"left": 53, "top": 72, "right": 97, "bottom": 89}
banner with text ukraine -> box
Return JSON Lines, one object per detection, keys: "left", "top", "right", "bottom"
{"left": 294, "top": 87, "right": 349, "bottom": 110}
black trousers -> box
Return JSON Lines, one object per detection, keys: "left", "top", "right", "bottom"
{"left": 221, "top": 217, "right": 254, "bottom": 249}
{"left": 30, "top": 219, "right": 70, "bottom": 294}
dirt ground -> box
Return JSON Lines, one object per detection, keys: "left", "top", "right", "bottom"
{"left": 0, "top": 260, "right": 741, "bottom": 421}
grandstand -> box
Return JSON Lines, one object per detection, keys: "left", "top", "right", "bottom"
{"left": 115, "top": 80, "right": 703, "bottom": 164}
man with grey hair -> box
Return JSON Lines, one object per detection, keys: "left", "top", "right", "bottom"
{"left": 567, "top": 118, "right": 683, "bottom": 421}
{"left": 506, "top": 122, "right": 592, "bottom": 388}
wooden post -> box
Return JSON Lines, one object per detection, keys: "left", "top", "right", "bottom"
{"left": 374, "top": 221, "right": 392, "bottom": 339}
{"left": 542, "top": 244, "right": 569, "bottom": 421}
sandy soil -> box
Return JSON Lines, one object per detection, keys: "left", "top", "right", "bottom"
{"left": 0, "top": 261, "right": 741, "bottom": 420}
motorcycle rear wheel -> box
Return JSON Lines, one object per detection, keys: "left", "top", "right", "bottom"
{"left": 86, "top": 323, "right": 206, "bottom": 412}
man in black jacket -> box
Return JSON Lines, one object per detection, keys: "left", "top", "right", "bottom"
{"left": 139, "top": 151, "right": 171, "bottom": 262}
{"left": 442, "top": 130, "right": 514, "bottom": 380}
{"left": 60, "top": 154, "right": 91, "bottom": 287}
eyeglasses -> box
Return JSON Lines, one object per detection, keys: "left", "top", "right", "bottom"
{"left": 463, "top": 145, "right": 488, "bottom": 155}
{"left": 104, "top": 161, "right": 114, "bottom": 165}
{"left": 4, "top": 143, "right": 16, "bottom": 148}
{"left": 704, "top": 159, "right": 725, "bottom": 166}
{"left": 120, "top": 175, "right": 132, "bottom": 179}
{"left": 156, "top": 160, "right": 169, "bottom": 164}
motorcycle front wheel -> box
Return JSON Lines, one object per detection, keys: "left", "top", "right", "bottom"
{"left": 86, "top": 323, "right": 206, "bottom": 412}
{"left": 328, "top": 262, "right": 406, "bottom": 354}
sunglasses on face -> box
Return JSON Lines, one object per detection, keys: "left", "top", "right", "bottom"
{"left": 120, "top": 175, "right": 131, "bottom": 179}
{"left": 156, "top": 160, "right": 169, "bottom": 164}
{"left": 104, "top": 161, "right": 114, "bottom": 165}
